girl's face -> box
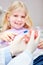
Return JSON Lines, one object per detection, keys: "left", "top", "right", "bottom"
{"left": 9, "top": 8, "right": 26, "bottom": 29}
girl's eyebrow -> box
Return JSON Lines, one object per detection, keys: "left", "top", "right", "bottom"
{"left": 14, "top": 14, "right": 18, "bottom": 17}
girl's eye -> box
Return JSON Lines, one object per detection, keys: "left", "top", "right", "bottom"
{"left": 13, "top": 15, "right": 18, "bottom": 17}
{"left": 21, "top": 16, "right": 25, "bottom": 18}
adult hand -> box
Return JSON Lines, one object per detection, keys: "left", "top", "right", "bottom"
{"left": 9, "top": 34, "right": 26, "bottom": 56}
{"left": 26, "top": 30, "right": 40, "bottom": 53}
{"left": 9, "top": 30, "right": 40, "bottom": 56}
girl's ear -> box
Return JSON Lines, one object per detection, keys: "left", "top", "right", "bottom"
{"left": 7, "top": 16, "right": 10, "bottom": 21}
{"left": 6, "top": 13, "right": 10, "bottom": 21}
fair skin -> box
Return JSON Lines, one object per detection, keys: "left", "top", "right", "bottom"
{"left": 0, "top": 8, "right": 43, "bottom": 49}
{"left": 9, "top": 8, "right": 26, "bottom": 29}
{"left": 0, "top": 8, "right": 28, "bottom": 43}
{"left": 38, "top": 41, "right": 43, "bottom": 49}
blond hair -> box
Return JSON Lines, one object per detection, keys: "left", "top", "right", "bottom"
{"left": 2, "top": 1, "right": 33, "bottom": 31}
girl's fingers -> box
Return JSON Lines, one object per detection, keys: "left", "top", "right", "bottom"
{"left": 34, "top": 30, "right": 38, "bottom": 39}
{"left": 38, "top": 45, "right": 43, "bottom": 49}
{"left": 7, "top": 33, "right": 16, "bottom": 40}
{"left": 38, "top": 41, "right": 43, "bottom": 49}
{"left": 35, "top": 30, "right": 40, "bottom": 43}
{"left": 2, "top": 36, "right": 12, "bottom": 42}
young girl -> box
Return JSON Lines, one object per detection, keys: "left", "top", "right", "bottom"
{"left": 0, "top": 1, "right": 32, "bottom": 46}
{"left": 0, "top": 1, "right": 43, "bottom": 65}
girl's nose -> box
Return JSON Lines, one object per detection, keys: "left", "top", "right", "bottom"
{"left": 18, "top": 16, "right": 22, "bottom": 21}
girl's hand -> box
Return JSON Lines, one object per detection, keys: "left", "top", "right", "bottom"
{"left": 23, "top": 32, "right": 31, "bottom": 44}
{"left": 23, "top": 29, "right": 38, "bottom": 44}
{"left": 37, "top": 41, "right": 43, "bottom": 49}
{"left": 0, "top": 31, "right": 16, "bottom": 42}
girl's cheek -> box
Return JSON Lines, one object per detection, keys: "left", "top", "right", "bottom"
{"left": 9, "top": 16, "right": 14, "bottom": 22}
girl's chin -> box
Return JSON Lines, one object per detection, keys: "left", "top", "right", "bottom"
{"left": 11, "top": 25, "right": 24, "bottom": 29}
{"left": 13, "top": 27, "right": 24, "bottom": 30}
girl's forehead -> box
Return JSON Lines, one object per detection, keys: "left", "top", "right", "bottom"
{"left": 12, "top": 8, "right": 26, "bottom": 15}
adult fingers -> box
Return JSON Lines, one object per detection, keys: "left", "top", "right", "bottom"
{"left": 28, "top": 30, "right": 34, "bottom": 44}
{"left": 12, "top": 34, "right": 25, "bottom": 44}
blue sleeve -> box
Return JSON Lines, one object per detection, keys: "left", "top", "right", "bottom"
{"left": 0, "top": 47, "right": 12, "bottom": 65}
